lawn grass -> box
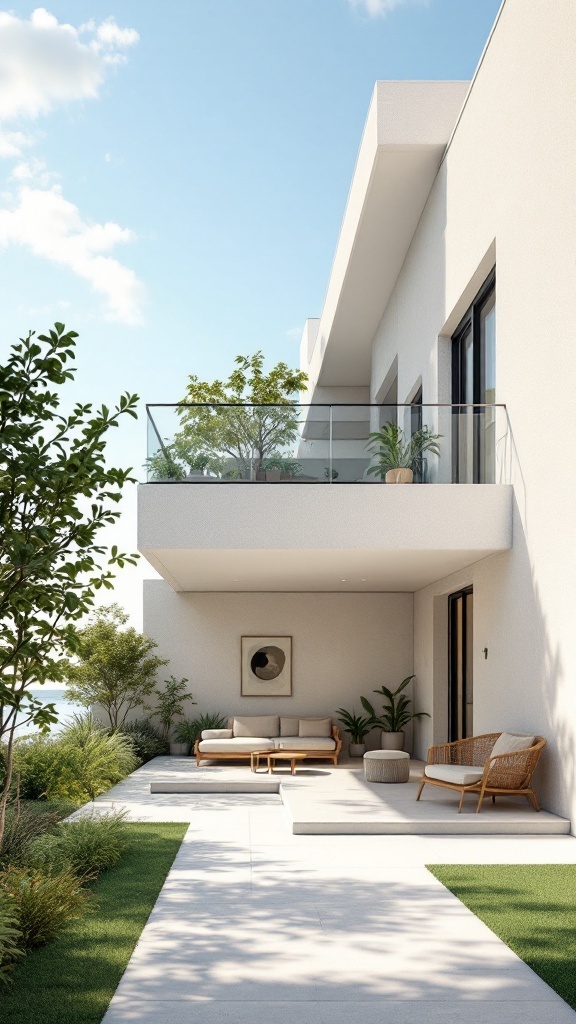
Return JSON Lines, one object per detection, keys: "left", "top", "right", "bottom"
{"left": 1, "top": 821, "right": 187, "bottom": 1024}
{"left": 429, "top": 864, "right": 576, "bottom": 1010}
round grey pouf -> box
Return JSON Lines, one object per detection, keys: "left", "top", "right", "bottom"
{"left": 363, "top": 749, "right": 410, "bottom": 783}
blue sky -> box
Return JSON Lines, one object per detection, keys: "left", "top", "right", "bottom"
{"left": 0, "top": 0, "right": 502, "bottom": 624}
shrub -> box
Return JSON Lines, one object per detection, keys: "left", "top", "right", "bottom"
{"left": 119, "top": 719, "right": 168, "bottom": 762}
{"left": 31, "top": 812, "right": 129, "bottom": 878}
{"left": 0, "top": 805, "right": 62, "bottom": 870}
{"left": 179, "top": 712, "right": 228, "bottom": 746}
{"left": 0, "top": 866, "right": 94, "bottom": 952}
{"left": 0, "top": 892, "right": 23, "bottom": 984}
{"left": 56, "top": 714, "right": 140, "bottom": 801}
{"left": 12, "top": 738, "right": 78, "bottom": 801}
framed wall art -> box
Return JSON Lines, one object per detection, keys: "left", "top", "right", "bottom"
{"left": 241, "top": 636, "right": 292, "bottom": 697}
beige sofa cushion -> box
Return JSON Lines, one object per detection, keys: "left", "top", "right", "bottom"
{"left": 299, "top": 718, "right": 332, "bottom": 738}
{"left": 233, "top": 716, "right": 280, "bottom": 738}
{"left": 280, "top": 716, "right": 300, "bottom": 737}
{"left": 425, "top": 764, "right": 485, "bottom": 786}
{"left": 490, "top": 732, "right": 536, "bottom": 757}
{"left": 199, "top": 738, "right": 274, "bottom": 753}
{"left": 201, "top": 729, "right": 233, "bottom": 740}
{"left": 273, "top": 737, "right": 336, "bottom": 751}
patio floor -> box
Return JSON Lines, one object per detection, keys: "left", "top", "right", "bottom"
{"left": 137, "top": 756, "right": 570, "bottom": 835}
{"left": 90, "top": 756, "right": 576, "bottom": 1024}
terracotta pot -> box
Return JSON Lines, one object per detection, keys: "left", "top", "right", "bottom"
{"left": 380, "top": 731, "right": 405, "bottom": 751}
{"left": 385, "top": 468, "right": 413, "bottom": 484}
{"left": 349, "top": 743, "right": 366, "bottom": 758}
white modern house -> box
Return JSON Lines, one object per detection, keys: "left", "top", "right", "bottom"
{"left": 139, "top": 0, "right": 576, "bottom": 824}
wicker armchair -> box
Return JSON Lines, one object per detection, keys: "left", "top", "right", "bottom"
{"left": 416, "top": 732, "right": 546, "bottom": 813}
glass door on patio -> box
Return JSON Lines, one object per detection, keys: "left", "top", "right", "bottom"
{"left": 448, "top": 586, "right": 473, "bottom": 741}
{"left": 452, "top": 271, "right": 496, "bottom": 482}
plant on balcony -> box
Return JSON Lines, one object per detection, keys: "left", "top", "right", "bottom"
{"left": 335, "top": 708, "right": 372, "bottom": 757}
{"left": 145, "top": 352, "right": 308, "bottom": 481}
{"left": 361, "top": 676, "right": 430, "bottom": 751}
{"left": 263, "top": 455, "right": 303, "bottom": 479}
{"left": 366, "top": 424, "right": 441, "bottom": 483}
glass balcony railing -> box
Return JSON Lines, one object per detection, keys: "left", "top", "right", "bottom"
{"left": 145, "top": 403, "right": 511, "bottom": 484}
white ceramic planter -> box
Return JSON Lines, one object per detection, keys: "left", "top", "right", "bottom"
{"left": 380, "top": 731, "right": 405, "bottom": 751}
{"left": 349, "top": 742, "right": 366, "bottom": 758}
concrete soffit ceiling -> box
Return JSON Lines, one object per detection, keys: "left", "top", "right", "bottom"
{"left": 314, "top": 81, "right": 470, "bottom": 387}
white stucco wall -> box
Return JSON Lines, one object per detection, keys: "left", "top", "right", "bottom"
{"left": 144, "top": 581, "right": 414, "bottom": 754}
{"left": 368, "top": 0, "right": 576, "bottom": 822}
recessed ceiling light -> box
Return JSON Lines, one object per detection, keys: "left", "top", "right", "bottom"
{"left": 361, "top": 578, "right": 367, "bottom": 582}
{"left": 341, "top": 579, "right": 347, "bottom": 582}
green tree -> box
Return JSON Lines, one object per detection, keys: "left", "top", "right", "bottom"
{"left": 0, "top": 323, "right": 138, "bottom": 846}
{"left": 64, "top": 605, "right": 168, "bottom": 729}
{"left": 147, "top": 351, "right": 308, "bottom": 481}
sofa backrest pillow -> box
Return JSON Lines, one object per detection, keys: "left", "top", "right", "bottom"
{"left": 280, "top": 717, "right": 300, "bottom": 737}
{"left": 299, "top": 718, "right": 332, "bottom": 738}
{"left": 202, "top": 729, "right": 233, "bottom": 740}
{"left": 490, "top": 732, "right": 536, "bottom": 757}
{"left": 233, "top": 715, "right": 280, "bottom": 738}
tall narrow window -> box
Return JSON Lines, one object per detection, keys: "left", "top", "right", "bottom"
{"left": 452, "top": 271, "right": 496, "bottom": 482}
{"left": 410, "top": 386, "right": 423, "bottom": 481}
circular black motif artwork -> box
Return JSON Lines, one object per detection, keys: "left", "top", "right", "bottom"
{"left": 250, "top": 645, "right": 286, "bottom": 681}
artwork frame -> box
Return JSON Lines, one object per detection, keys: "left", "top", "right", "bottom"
{"left": 241, "top": 636, "right": 292, "bottom": 697}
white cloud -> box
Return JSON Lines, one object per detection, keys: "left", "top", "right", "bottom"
{"left": 286, "top": 326, "right": 303, "bottom": 342}
{"left": 0, "top": 185, "right": 145, "bottom": 325}
{"left": 0, "top": 129, "right": 33, "bottom": 158}
{"left": 9, "top": 157, "right": 58, "bottom": 187}
{"left": 348, "top": 0, "right": 429, "bottom": 18}
{"left": 0, "top": 8, "right": 139, "bottom": 120}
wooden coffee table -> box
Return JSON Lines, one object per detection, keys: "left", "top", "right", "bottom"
{"left": 251, "top": 750, "right": 308, "bottom": 775}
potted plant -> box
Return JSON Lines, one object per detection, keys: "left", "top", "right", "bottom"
{"left": 335, "top": 707, "right": 372, "bottom": 757}
{"left": 366, "top": 424, "right": 441, "bottom": 484}
{"left": 361, "top": 675, "right": 430, "bottom": 751}
{"left": 151, "top": 676, "right": 196, "bottom": 755}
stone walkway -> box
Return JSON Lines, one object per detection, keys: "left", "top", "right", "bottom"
{"left": 89, "top": 758, "right": 576, "bottom": 1023}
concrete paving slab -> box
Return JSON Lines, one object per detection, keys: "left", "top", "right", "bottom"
{"left": 102, "top": 1000, "right": 576, "bottom": 1024}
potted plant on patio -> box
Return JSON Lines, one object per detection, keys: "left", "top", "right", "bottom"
{"left": 151, "top": 676, "right": 196, "bottom": 755}
{"left": 366, "top": 424, "right": 441, "bottom": 484}
{"left": 361, "top": 675, "right": 430, "bottom": 751}
{"left": 335, "top": 707, "right": 372, "bottom": 757}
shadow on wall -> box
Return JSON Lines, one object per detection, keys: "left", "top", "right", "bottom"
{"left": 479, "top": 492, "right": 573, "bottom": 822}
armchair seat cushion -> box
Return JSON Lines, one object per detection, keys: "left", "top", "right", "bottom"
{"left": 425, "top": 764, "right": 484, "bottom": 786}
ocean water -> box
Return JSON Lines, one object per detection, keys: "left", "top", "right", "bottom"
{"left": 13, "top": 688, "right": 84, "bottom": 736}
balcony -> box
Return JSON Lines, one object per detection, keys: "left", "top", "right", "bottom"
{"left": 139, "top": 403, "right": 513, "bottom": 592}
{"left": 146, "top": 403, "right": 511, "bottom": 485}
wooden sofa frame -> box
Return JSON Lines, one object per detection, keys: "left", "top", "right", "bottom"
{"left": 195, "top": 725, "right": 342, "bottom": 767}
{"left": 416, "top": 732, "right": 546, "bottom": 813}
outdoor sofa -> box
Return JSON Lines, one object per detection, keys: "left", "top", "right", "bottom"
{"left": 194, "top": 714, "right": 342, "bottom": 766}
{"left": 416, "top": 731, "right": 546, "bottom": 813}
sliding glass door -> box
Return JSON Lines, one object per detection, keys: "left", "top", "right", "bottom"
{"left": 452, "top": 271, "right": 496, "bottom": 482}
